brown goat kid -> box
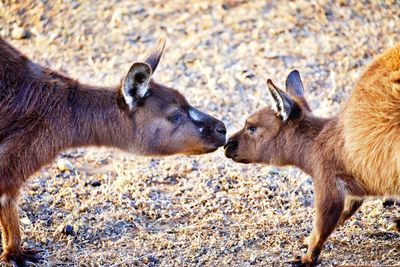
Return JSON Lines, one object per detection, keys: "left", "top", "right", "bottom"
{"left": 225, "top": 44, "right": 400, "bottom": 266}
{"left": 0, "top": 37, "right": 226, "bottom": 266}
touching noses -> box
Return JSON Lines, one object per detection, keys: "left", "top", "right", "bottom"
{"left": 188, "top": 107, "right": 226, "bottom": 147}
{"left": 224, "top": 137, "right": 238, "bottom": 150}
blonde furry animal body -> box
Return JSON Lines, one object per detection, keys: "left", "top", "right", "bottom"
{"left": 342, "top": 43, "right": 400, "bottom": 196}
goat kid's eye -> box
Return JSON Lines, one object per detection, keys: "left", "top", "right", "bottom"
{"left": 247, "top": 125, "right": 257, "bottom": 133}
{"left": 168, "top": 113, "right": 182, "bottom": 123}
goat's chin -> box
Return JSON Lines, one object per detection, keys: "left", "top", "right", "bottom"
{"left": 234, "top": 158, "right": 252, "bottom": 164}
{"left": 183, "top": 146, "right": 220, "bottom": 155}
{"left": 128, "top": 145, "right": 221, "bottom": 157}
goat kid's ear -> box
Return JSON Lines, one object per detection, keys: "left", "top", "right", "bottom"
{"left": 267, "top": 79, "right": 300, "bottom": 121}
{"left": 145, "top": 37, "right": 166, "bottom": 73}
{"left": 285, "top": 70, "right": 304, "bottom": 97}
{"left": 122, "top": 62, "right": 152, "bottom": 110}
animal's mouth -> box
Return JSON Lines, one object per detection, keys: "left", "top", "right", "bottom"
{"left": 224, "top": 144, "right": 235, "bottom": 158}
{"left": 202, "top": 136, "right": 227, "bottom": 153}
{"left": 211, "top": 135, "right": 227, "bottom": 149}
{"left": 224, "top": 146, "right": 251, "bottom": 164}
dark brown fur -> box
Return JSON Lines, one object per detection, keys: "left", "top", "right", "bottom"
{"left": 225, "top": 45, "right": 400, "bottom": 266}
{"left": 0, "top": 37, "right": 226, "bottom": 266}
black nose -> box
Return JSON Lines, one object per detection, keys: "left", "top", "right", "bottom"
{"left": 215, "top": 122, "right": 227, "bottom": 135}
{"left": 224, "top": 138, "right": 238, "bottom": 150}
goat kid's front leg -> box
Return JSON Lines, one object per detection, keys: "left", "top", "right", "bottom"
{"left": 393, "top": 217, "right": 400, "bottom": 232}
{"left": 302, "top": 197, "right": 362, "bottom": 248}
{"left": 0, "top": 196, "right": 41, "bottom": 267}
{"left": 337, "top": 198, "right": 363, "bottom": 226}
{"left": 292, "top": 178, "right": 344, "bottom": 267}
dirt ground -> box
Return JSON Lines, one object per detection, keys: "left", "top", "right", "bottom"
{"left": 0, "top": 0, "right": 399, "bottom": 266}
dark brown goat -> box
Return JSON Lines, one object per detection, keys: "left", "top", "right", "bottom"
{"left": 0, "top": 37, "right": 226, "bottom": 266}
{"left": 225, "top": 43, "right": 400, "bottom": 266}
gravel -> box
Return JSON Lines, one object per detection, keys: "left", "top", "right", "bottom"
{"left": 1, "top": 1, "right": 399, "bottom": 266}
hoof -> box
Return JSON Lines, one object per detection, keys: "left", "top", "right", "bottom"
{"left": 288, "top": 255, "right": 319, "bottom": 267}
{"left": 300, "top": 236, "right": 310, "bottom": 249}
{"left": 1, "top": 248, "right": 42, "bottom": 267}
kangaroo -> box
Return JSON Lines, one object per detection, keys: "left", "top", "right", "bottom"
{"left": 0, "top": 37, "right": 226, "bottom": 266}
{"left": 224, "top": 43, "right": 400, "bottom": 266}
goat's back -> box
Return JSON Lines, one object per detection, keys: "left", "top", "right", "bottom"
{"left": 342, "top": 43, "right": 400, "bottom": 195}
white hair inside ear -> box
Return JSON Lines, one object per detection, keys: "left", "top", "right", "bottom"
{"left": 122, "top": 62, "right": 152, "bottom": 110}
{"left": 266, "top": 79, "right": 289, "bottom": 121}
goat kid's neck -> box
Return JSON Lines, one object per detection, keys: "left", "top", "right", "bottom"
{"left": 279, "top": 115, "right": 333, "bottom": 177}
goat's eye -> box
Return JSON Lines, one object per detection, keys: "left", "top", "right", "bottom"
{"left": 168, "top": 113, "right": 182, "bottom": 123}
{"left": 247, "top": 125, "right": 257, "bottom": 133}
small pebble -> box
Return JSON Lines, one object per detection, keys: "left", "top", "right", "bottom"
{"left": 63, "top": 225, "right": 74, "bottom": 236}
{"left": 57, "top": 159, "right": 75, "bottom": 172}
{"left": 11, "top": 27, "right": 30, "bottom": 39}
{"left": 20, "top": 217, "right": 31, "bottom": 225}
{"left": 90, "top": 180, "right": 101, "bottom": 187}
{"left": 249, "top": 253, "right": 257, "bottom": 263}
{"left": 147, "top": 255, "right": 159, "bottom": 264}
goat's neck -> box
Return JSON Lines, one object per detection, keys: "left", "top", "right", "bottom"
{"left": 59, "top": 82, "right": 131, "bottom": 150}
{"left": 282, "top": 115, "right": 332, "bottom": 177}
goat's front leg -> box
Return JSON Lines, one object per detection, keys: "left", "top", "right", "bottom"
{"left": 0, "top": 196, "right": 41, "bottom": 267}
{"left": 292, "top": 178, "right": 344, "bottom": 267}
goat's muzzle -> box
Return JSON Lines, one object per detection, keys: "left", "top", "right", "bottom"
{"left": 224, "top": 138, "right": 238, "bottom": 158}
{"left": 213, "top": 121, "right": 227, "bottom": 146}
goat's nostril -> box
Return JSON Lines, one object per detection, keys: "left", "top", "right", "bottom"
{"left": 223, "top": 142, "right": 229, "bottom": 149}
{"left": 224, "top": 139, "right": 237, "bottom": 149}
{"left": 216, "top": 127, "right": 226, "bottom": 135}
{"left": 215, "top": 122, "right": 227, "bottom": 135}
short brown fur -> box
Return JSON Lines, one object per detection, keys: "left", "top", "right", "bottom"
{"left": 225, "top": 44, "right": 400, "bottom": 266}
{"left": 0, "top": 37, "right": 226, "bottom": 266}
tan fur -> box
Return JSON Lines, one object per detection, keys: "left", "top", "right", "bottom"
{"left": 0, "top": 37, "right": 226, "bottom": 266}
{"left": 225, "top": 44, "right": 400, "bottom": 266}
{"left": 342, "top": 44, "right": 400, "bottom": 195}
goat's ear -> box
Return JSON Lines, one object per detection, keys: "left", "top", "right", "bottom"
{"left": 267, "top": 79, "right": 300, "bottom": 121}
{"left": 122, "top": 62, "right": 152, "bottom": 110}
{"left": 145, "top": 37, "right": 166, "bottom": 73}
{"left": 285, "top": 70, "right": 304, "bottom": 97}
